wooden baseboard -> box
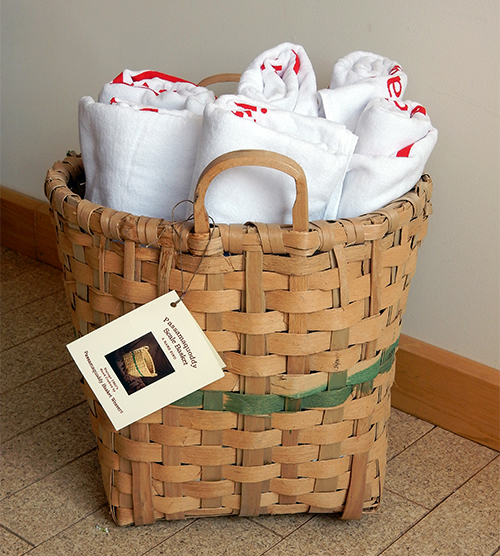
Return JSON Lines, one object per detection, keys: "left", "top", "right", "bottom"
{"left": 1, "top": 185, "right": 499, "bottom": 450}
{"left": 393, "top": 335, "right": 499, "bottom": 451}
{"left": 0, "top": 185, "right": 61, "bottom": 269}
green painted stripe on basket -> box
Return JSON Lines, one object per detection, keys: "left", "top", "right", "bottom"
{"left": 348, "top": 337, "right": 400, "bottom": 384}
{"left": 347, "top": 358, "right": 381, "bottom": 386}
{"left": 224, "top": 393, "right": 285, "bottom": 415}
{"left": 379, "top": 357, "right": 394, "bottom": 374}
{"left": 379, "top": 338, "right": 400, "bottom": 374}
{"left": 284, "top": 398, "right": 302, "bottom": 412}
{"left": 203, "top": 390, "right": 224, "bottom": 411}
{"left": 172, "top": 391, "right": 204, "bottom": 407}
{"left": 170, "top": 337, "right": 400, "bottom": 413}
{"left": 328, "top": 370, "right": 347, "bottom": 390}
{"left": 131, "top": 350, "right": 145, "bottom": 378}
{"left": 301, "top": 385, "right": 353, "bottom": 409}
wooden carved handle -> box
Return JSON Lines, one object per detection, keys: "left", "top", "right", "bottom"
{"left": 193, "top": 149, "right": 309, "bottom": 233}
{"left": 197, "top": 73, "right": 241, "bottom": 88}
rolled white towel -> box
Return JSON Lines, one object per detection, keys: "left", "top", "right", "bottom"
{"left": 188, "top": 95, "right": 357, "bottom": 225}
{"left": 317, "top": 51, "right": 408, "bottom": 131}
{"left": 332, "top": 98, "right": 438, "bottom": 219}
{"left": 354, "top": 97, "right": 434, "bottom": 156}
{"left": 98, "top": 69, "right": 214, "bottom": 115}
{"left": 79, "top": 96, "right": 206, "bottom": 220}
{"left": 237, "top": 42, "right": 319, "bottom": 116}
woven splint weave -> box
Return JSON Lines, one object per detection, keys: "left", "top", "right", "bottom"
{"left": 45, "top": 149, "right": 432, "bottom": 525}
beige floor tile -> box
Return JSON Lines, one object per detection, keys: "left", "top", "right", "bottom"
{"left": 0, "top": 290, "right": 70, "bottom": 351}
{"left": 144, "top": 515, "right": 281, "bottom": 556}
{"left": 0, "top": 261, "right": 63, "bottom": 314}
{"left": 0, "top": 323, "right": 75, "bottom": 394}
{"left": 0, "top": 451, "right": 107, "bottom": 546}
{"left": 1, "top": 403, "right": 96, "bottom": 499}
{"left": 387, "top": 408, "right": 434, "bottom": 461}
{"left": 381, "top": 456, "right": 500, "bottom": 556}
{"left": 250, "top": 512, "right": 314, "bottom": 537}
{"left": 22, "top": 506, "right": 193, "bottom": 556}
{"left": 262, "top": 490, "right": 427, "bottom": 556}
{"left": 386, "top": 427, "right": 498, "bottom": 509}
{"left": 2, "top": 248, "right": 499, "bottom": 555}
{"left": 0, "top": 525, "right": 33, "bottom": 555}
{"left": 1, "top": 361, "right": 85, "bottom": 442}
{"left": 0, "top": 248, "right": 42, "bottom": 283}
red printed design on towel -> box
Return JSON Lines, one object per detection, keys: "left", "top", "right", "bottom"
{"left": 261, "top": 61, "right": 283, "bottom": 72}
{"left": 392, "top": 98, "right": 428, "bottom": 157}
{"left": 386, "top": 75, "right": 403, "bottom": 98}
{"left": 260, "top": 51, "right": 300, "bottom": 75}
{"left": 231, "top": 102, "right": 268, "bottom": 122}
{"left": 397, "top": 144, "right": 414, "bottom": 157}
{"left": 389, "top": 64, "right": 402, "bottom": 76}
{"left": 111, "top": 70, "right": 194, "bottom": 85}
{"left": 109, "top": 97, "right": 159, "bottom": 113}
{"left": 410, "top": 105, "right": 427, "bottom": 117}
{"left": 386, "top": 64, "right": 405, "bottom": 99}
{"left": 291, "top": 50, "right": 300, "bottom": 74}
{"left": 391, "top": 100, "right": 427, "bottom": 118}
{"left": 393, "top": 101, "right": 408, "bottom": 111}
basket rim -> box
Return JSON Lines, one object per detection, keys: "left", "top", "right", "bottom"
{"left": 44, "top": 151, "right": 432, "bottom": 253}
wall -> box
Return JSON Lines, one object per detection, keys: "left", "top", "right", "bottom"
{"left": 1, "top": 0, "right": 498, "bottom": 369}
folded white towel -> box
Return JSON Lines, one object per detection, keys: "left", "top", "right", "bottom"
{"left": 79, "top": 96, "right": 206, "bottom": 220}
{"left": 333, "top": 98, "right": 438, "bottom": 219}
{"left": 98, "top": 69, "right": 214, "bottom": 115}
{"left": 237, "top": 43, "right": 319, "bottom": 116}
{"left": 317, "top": 51, "right": 408, "bottom": 131}
{"left": 188, "top": 95, "right": 357, "bottom": 225}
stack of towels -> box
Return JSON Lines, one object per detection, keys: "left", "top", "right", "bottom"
{"left": 79, "top": 44, "right": 437, "bottom": 224}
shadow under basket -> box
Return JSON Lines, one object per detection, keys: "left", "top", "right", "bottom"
{"left": 45, "top": 149, "right": 432, "bottom": 526}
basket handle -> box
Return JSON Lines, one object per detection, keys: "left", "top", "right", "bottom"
{"left": 197, "top": 73, "right": 241, "bottom": 88}
{"left": 193, "top": 149, "right": 309, "bottom": 234}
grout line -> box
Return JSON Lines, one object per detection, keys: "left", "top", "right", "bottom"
{"left": 0, "top": 319, "right": 72, "bottom": 354}
{"left": 383, "top": 488, "right": 430, "bottom": 511}
{"left": 140, "top": 519, "right": 201, "bottom": 556}
{"left": 250, "top": 513, "right": 315, "bottom": 539}
{"left": 379, "top": 454, "right": 500, "bottom": 555}
{"left": 0, "top": 266, "right": 62, "bottom": 282}
{"left": 20, "top": 503, "right": 109, "bottom": 554}
{"left": 4, "top": 480, "right": 195, "bottom": 556}
{"left": 387, "top": 424, "right": 437, "bottom": 462}
{"left": 376, "top": 509, "right": 432, "bottom": 556}
{"left": 1, "top": 358, "right": 77, "bottom": 396}
{"left": 0, "top": 523, "right": 36, "bottom": 549}
{"left": 0, "top": 287, "right": 65, "bottom": 318}
{"left": 0, "top": 446, "right": 97, "bottom": 503}
{"left": 490, "top": 547, "right": 500, "bottom": 556}
{"left": 258, "top": 514, "right": 318, "bottom": 555}
{"left": 1, "top": 400, "right": 88, "bottom": 444}
{"left": 393, "top": 452, "right": 499, "bottom": 510}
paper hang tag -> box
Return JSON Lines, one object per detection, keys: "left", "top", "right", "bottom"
{"left": 67, "top": 291, "right": 225, "bottom": 430}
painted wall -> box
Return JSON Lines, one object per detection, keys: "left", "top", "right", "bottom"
{"left": 1, "top": 1, "right": 498, "bottom": 369}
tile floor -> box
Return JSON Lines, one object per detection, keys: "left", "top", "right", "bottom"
{"left": 1, "top": 246, "right": 499, "bottom": 556}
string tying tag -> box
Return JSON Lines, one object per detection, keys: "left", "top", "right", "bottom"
{"left": 149, "top": 199, "right": 215, "bottom": 308}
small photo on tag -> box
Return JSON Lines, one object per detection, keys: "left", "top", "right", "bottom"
{"left": 104, "top": 331, "right": 175, "bottom": 396}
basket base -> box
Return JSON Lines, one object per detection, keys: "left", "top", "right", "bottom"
{"left": 82, "top": 362, "right": 394, "bottom": 526}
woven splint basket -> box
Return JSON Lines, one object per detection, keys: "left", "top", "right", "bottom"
{"left": 123, "top": 346, "right": 157, "bottom": 378}
{"left": 45, "top": 149, "right": 432, "bottom": 526}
